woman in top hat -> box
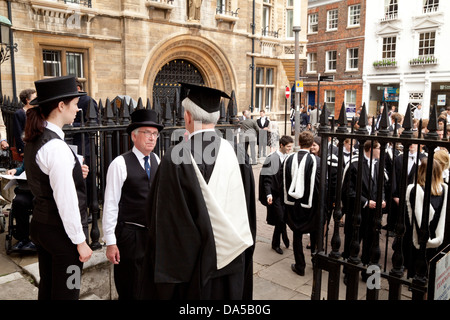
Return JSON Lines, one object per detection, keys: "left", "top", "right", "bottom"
{"left": 23, "top": 75, "right": 92, "bottom": 300}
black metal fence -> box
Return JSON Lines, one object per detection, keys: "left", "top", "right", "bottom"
{"left": 312, "top": 103, "right": 450, "bottom": 300}
{"left": 1, "top": 92, "right": 240, "bottom": 250}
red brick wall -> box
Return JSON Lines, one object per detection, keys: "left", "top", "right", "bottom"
{"left": 303, "top": 0, "right": 366, "bottom": 117}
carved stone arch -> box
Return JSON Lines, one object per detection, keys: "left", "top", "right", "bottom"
{"left": 139, "top": 34, "right": 236, "bottom": 102}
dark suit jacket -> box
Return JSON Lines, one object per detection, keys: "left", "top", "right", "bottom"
{"left": 257, "top": 117, "right": 270, "bottom": 129}
{"left": 392, "top": 152, "right": 427, "bottom": 198}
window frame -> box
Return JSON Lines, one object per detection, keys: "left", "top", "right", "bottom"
{"left": 384, "top": 0, "right": 398, "bottom": 19}
{"left": 346, "top": 47, "right": 359, "bottom": 71}
{"left": 286, "top": 0, "right": 294, "bottom": 38}
{"left": 255, "top": 66, "right": 276, "bottom": 112}
{"left": 308, "top": 13, "right": 318, "bottom": 34}
{"left": 41, "top": 46, "right": 88, "bottom": 83}
{"left": 262, "top": 0, "right": 271, "bottom": 36}
{"left": 327, "top": 9, "right": 338, "bottom": 31}
{"left": 326, "top": 50, "right": 337, "bottom": 72}
{"left": 423, "top": 0, "right": 439, "bottom": 14}
{"left": 325, "top": 90, "right": 336, "bottom": 115}
{"left": 307, "top": 52, "right": 317, "bottom": 73}
{"left": 348, "top": 4, "right": 361, "bottom": 27}
{"left": 382, "top": 36, "right": 397, "bottom": 59}
{"left": 418, "top": 30, "right": 436, "bottom": 56}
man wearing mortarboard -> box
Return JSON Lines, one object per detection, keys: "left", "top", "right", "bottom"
{"left": 139, "top": 83, "right": 256, "bottom": 300}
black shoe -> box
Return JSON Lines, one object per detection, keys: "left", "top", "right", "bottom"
{"left": 21, "top": 241, "right": 37, "bottom": 252}
{"left": 272, "top": 246, "right": 283, "bottom": 255}
{"left": 12, "top": 240, "right": 27, "bottom": 250}
{"left": 282, "top": 235, "right": 290, "bottom": 248}
{"left": 291, "top": 264, "right": 305, "bottom": 276}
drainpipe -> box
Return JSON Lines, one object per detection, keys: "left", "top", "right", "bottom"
{"left": 7, "top": 0, "right": 16, "bottom": 98}
{"left": 250, "top": 0, "right": 255, "bottom": 113}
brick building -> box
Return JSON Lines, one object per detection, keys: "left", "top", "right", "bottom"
{"left": 301, "top": 0, "right": 365, "bottom": 119}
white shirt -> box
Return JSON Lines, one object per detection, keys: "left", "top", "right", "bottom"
{"left": 36, "top": 121, "right": 86, "bottom": 245}
{"left": 102, "top": 146, "right": 160, "bottom": 245}
{"left": 413, "top": 108, "right": 422, "bottom": 120}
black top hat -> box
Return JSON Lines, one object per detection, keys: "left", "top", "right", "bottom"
{"left": 127, "top": 108, "right": 164, "bottom": 134}
{"left": 30, "top": 75, "right": 86, "bottom": 106}
{"left": 179, "top": 82, "right": 230, "bottom": 113}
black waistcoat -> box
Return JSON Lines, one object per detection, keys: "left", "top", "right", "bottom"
{"left": 118, "top": 151, "right": 158, "bottom": 226}
{"left": 24, "top": 128, "right": 88, "bottom": 229}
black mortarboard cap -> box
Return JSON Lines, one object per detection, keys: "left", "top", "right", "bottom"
{"left": 179, "top": 82, "right": 231, "bottom": 113}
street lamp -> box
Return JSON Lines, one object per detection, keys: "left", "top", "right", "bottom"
{"left": 293, "top": 0, "right": 301, "bottom": 148}
{"left": 0, "top": 15, "right": 15, "bottom": 64}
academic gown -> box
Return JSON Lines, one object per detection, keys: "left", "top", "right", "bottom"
{"left": 139, "top": 131, "right": 256, "bottom": 300}
{"left": 258, "top": 152, "right": 284, "bottom": 226}
{"left": 283, "top": 151, "right": 321, "bottom": 234}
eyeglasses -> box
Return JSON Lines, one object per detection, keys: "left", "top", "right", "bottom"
{"left": 138, "top": 130, "right": 159, "bottom": 139}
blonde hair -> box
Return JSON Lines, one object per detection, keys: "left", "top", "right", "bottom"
{"left": 417, "top": 158, "right": 443, "bottom": 196}
{"left": 434, "top": 149, "right": 450, "bottom": 171}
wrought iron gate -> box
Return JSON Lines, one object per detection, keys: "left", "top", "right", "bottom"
{"left": 153, "top": 59, "right": 204, "bottom": 108}
{"left": 312, "top": 103, "right": 450, "bottom": 300}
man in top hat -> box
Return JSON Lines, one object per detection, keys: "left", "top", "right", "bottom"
{"left": 102, "top": 108, "right": 163, "bottom": 300}
{"left": 139, "top": 83, "right": 256, "bottom": 300}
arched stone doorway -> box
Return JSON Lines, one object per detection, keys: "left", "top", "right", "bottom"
{"left": 153, "top": 59, "right": 204, "bottom": 108}
{"left": 139, "top": 34, "right": 236, "bottom": 104}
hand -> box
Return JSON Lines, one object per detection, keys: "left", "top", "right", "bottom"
{"left": 267, "top": 196, "right": 273, "bottom": 205}
{"left": 77, "top": 241, "right": 93, "bottom": 263}
{"left": 6, "top": 169, "right": 17, "bottom": 176}
{"left": 368, "top": 200, "right": 377, "bottom": 209}
{"left": 1, "top": 140, "right": 8, "bottom": 150}
{"left": 393, "top": 197, "right": 399, "bottom": 205}
{"left": 81, "top": 164, "right": 89, "bottom": 179}
{"left": 382, "top": 200, "right": 386, "bottom": 208}
{"left": 106, "top": 245, "right": 120, "bottom": 264}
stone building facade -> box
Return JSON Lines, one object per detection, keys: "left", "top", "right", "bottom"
{"left": 0, "top": 0, "right": 308, "bottom": 125}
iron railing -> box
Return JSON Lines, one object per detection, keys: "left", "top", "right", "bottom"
{"left": 1, "top": 90, "right": 240, "bottom": 250}
{"left": 312, "top": 102, "right": 450, "bottom": 300}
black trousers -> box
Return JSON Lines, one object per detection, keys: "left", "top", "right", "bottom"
{"left": 292, "top": 230, "right": 316, "bottom": 271}
{"left": 114, "top": 223, "right": 148, "bottom": 300}
{"left": 30, "top": 220, "right": 84, "bottom": 300}
{"left": 271, "top": 222, "right": 287, "bottom": 248}
{"left": 11, "top": 188, "right": 33, "bottom": 241}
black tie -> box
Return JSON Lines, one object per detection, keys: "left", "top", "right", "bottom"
{"left": 144, "top": 155, "right": 150, "bottom": 179}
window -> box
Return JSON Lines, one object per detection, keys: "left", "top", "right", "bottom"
{"left": 255, "top": 66, "right": 275, "bottom": 112}
{"left": 308, "top": 13, "right": 318, "bottom": 33}
{"left": 423, "top": 0, "right": 439, "bottom": 13}
{"left": 347, "top": 48, "right": 358, "bottom": 70}
{"left": 217, "top": 0, "right": 226, "bottom": 14}
{"left": 262, "top": 1, "right": 271, "bottom": 35}
{"left": 66, "top": 52, "right": 84, "bottom": 78}
{"left": 42, "top": 48, "right": 86, "bottom": 79}
{"left": 325, "top": 90, "right": 335, "bottom": 115}
{"left": 419, "top": 31, "right": 435, "bottom": 56}
{"left": 345, "top": 90, "right": 357, "bottom": 118}
{"left": 384, "top": 0, "right": 398, "bottom": 19}
{"left": 348, "top": 4, "right": 361, "bottom": 27}
{"left": 307, "top": 52, "right": 317, "bottom": 73}
{"left": 327, "top": 9, "right": 338, "bottom": 31}
{"left": 326, "top": 50, "right": 337, "bottom": 71}
{"left": 382, "top": 36, "right": 397, "bottom": 59}
{"left": 43, "top": 50, "right": 61, "bottom": 77}
{"left": 286, "top": 0, "right": 294, "bottom": 38}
